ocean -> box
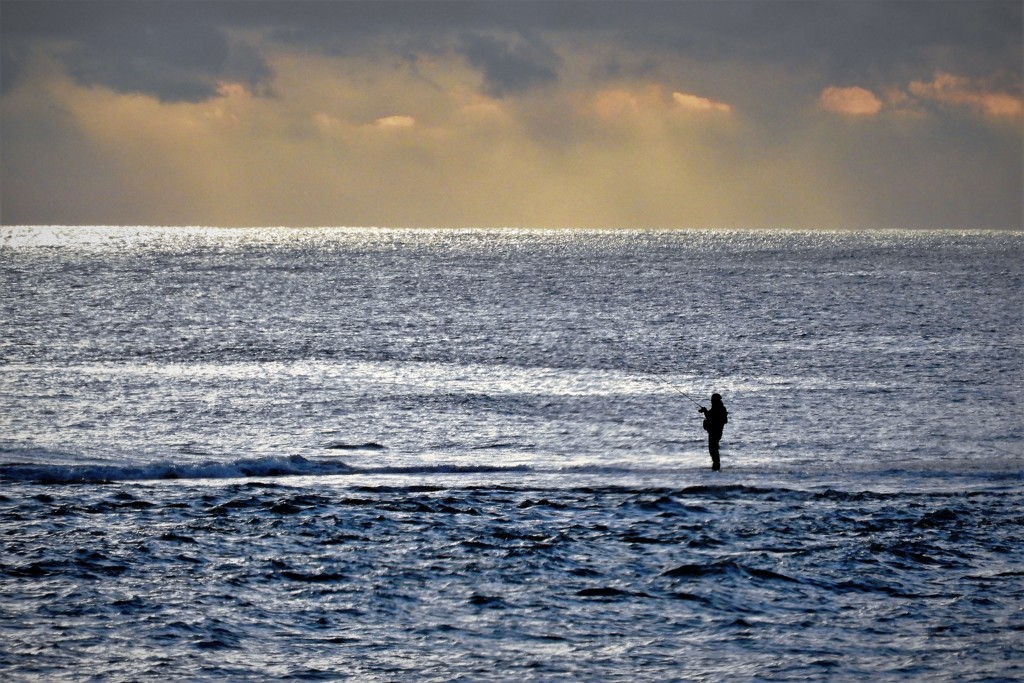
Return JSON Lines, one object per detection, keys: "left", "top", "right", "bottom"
{"left": 1, "top": 226, "right": 1021, "bottom": 681}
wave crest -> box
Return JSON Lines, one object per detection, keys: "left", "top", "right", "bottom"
{"left": 0, "top": 455, "right": 533, "bottom": 485}
{"left": 0, "top": 455, "right": 352, "bottom": 485}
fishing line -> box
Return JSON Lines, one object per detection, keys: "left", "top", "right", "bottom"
{"left": 651, "top": 374, "right": 706, "bottom": 410}
{"left": 607, "top": 322, "right": 708, "bottom": 411}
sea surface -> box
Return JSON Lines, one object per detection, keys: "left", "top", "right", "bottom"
{"left": 1, "top": 226, "right": 1021, "bottom": 681}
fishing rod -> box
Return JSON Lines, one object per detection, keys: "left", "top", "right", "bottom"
{"left": 653, "top": 375, "right": 706, "bottom": 410}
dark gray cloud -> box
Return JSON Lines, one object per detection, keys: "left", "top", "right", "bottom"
{"left": 66, "top": 19, "right": 232, "bottom": 102}
{"left": 238, "top": 1, "right": 1024, "bottom": 84}
{"left": 2, "top": 0, "right": 271, "bottom": 101}
{"left": 588, "top": 1, "right": 1022, "bottom": 86}
{"left": 1, "top": 1, "right": 1019, "bottom": 101}
{"left": 459, "top": 32, "right": 560, "bottom": 97}
{"left": 1, "top": 42, "right": 28, "bottom": 95}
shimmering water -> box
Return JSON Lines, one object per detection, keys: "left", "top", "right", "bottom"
{"left": 1, "top": 227, "right": 1022, "bottom": 680}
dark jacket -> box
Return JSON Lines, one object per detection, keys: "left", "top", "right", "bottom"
{"left": 700, "top": 400, "right": 728, "bottom": 437}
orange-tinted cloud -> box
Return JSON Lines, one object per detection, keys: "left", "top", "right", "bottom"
{"left": 909, "top": 72, "right": 1023, "bottom": 120}
{"left": 589, "top": 86, "right": 732, "bottom": 123}
{"left": 592, "top": 88, "right": 643, "bottom": 121}
{"left": 821, "top": 73, "right": 1024, "bottom": 122}
{"left": 2, "top": 17, "right": 1019, "bottom": 230}
{"left": 672, "top": 91, "right": 732, "bottom": 114}
{"left": 374, "top": 115, "right": 416, "bottom": 129}
{"left": 819, "top": 86, "right": 883, "bottom": 116}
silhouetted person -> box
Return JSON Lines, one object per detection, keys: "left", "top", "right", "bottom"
{"left": 698, "top": 393, "right": 728, "bottom": 471}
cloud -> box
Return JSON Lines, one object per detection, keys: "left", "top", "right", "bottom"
{"left": 0, "top": 53, "right": 836, "bottom": 228}
{"left": 457, "top": 32, "right": 560, "bottom": 97}
{"left": 1, "top": 2, "right": 270, "bottom": 103}
{"left": 821, "top": 73, "right": 1023, "bottom": 122}
{"left": 909, "top": 72, "right": 1023, "bottom": 119}
{"left": 1, "top": 1, "right": 1021, "bottom": 229}
{"left": 1, "top": 42, "right": 30, "bottom": 95}
{"left": 588, "top": 86, "right": 732, "bottom": 125}
{"left": 375, "top": 115, "right": 416, "bottom": 129}
{"left": 672, "top": 91, "right": 732, "bottom": 114}
{"left": 819, "top": 86, "right": 884, "bottom": 116}
{"left": 591, "top": 88, "right": 644, "bottom": 121}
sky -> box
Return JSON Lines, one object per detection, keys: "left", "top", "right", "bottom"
{"left": 1, "top": 0, "right": 1021, "bottom": 229}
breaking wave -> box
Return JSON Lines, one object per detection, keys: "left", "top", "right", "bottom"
{"left": 0, "top": 455, "right": 532, "bottom": 485}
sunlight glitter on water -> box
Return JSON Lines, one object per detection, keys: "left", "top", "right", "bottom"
{"left": 1, "top": 227, "right": 1020, "bottom": 680}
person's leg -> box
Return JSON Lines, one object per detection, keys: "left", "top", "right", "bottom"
{"left": 709, "top": 437, "right": 720, "bottom": 471}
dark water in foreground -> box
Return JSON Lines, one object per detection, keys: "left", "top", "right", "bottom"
{"left": 1, "top": 227, "right": 1022, "bottom": 680}
{"left": 3, "top": 478, "right": 1023, "bottom": 681}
